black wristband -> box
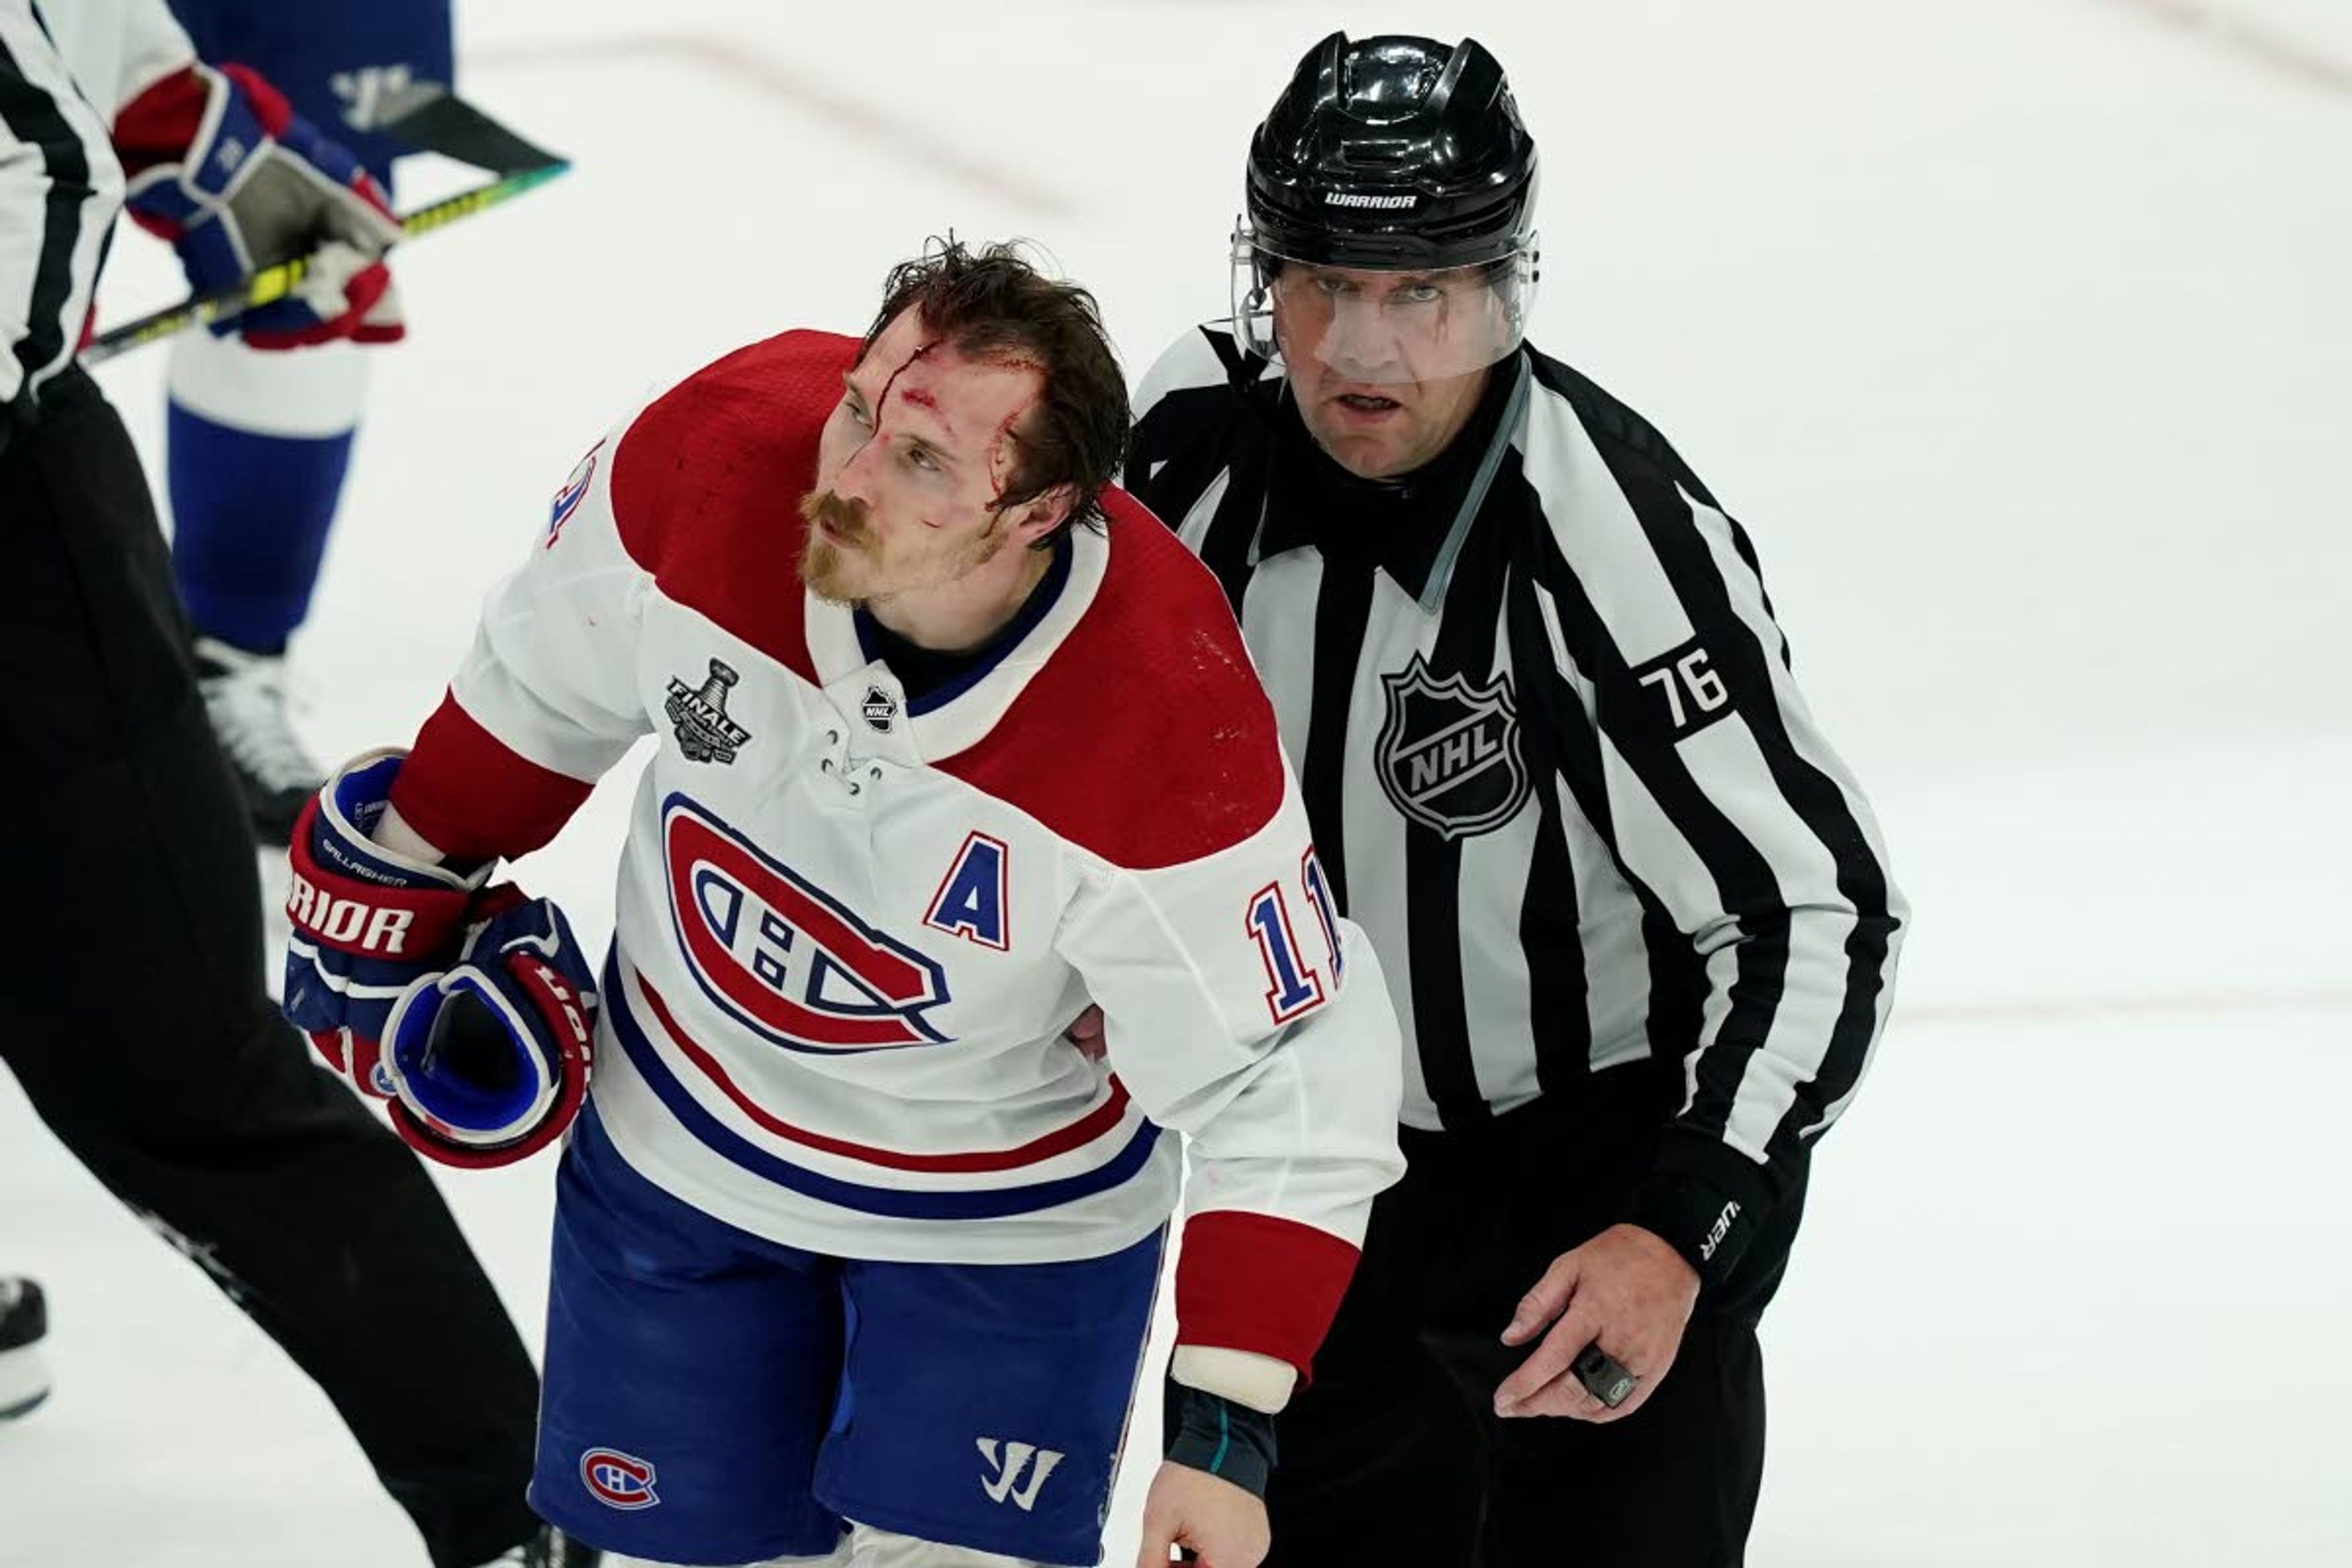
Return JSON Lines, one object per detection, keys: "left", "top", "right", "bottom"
{"left": 1163, "top": 1382, "right": 1278, "bottom": 1501}
{"left": 1623, "top": 1139, "right": 1781, "bottom": 1294}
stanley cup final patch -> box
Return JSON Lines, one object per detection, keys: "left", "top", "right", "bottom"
{"left": 666, "top": 658, "right": 753, "bottom": 765}
{"left": 1376, "top": 653, "right": 1531, "bottom": 841}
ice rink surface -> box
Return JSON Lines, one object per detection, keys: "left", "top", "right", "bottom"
{"left": 5, "top": 0, "right": 2350, "bottom": 1562}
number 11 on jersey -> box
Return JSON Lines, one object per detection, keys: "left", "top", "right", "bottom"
{"left": 1248, "top": 849, "right": 1344, "bottom": 1025}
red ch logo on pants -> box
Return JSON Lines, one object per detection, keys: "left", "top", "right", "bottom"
{"left": 581, "top": 1447, "right": 660, "bottom": 1510}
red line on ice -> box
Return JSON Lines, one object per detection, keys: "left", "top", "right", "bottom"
{"left": 469, "top": 33, "right": 1077, "bottom": 214}
{"left": 2098, "top": 0, "right": 2352, "bottom": 100}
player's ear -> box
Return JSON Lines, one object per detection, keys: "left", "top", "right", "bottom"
{"left": 1004, "top": 484, "right": 1076, "bottom": 547}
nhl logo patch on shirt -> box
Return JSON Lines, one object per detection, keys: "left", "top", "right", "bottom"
{"left": 666, "top": 658, "right": 752, "bottom": 764}
{"left": 1376, "top": 653, "right": 1530, "bottom": 840}
{"left": 862, "top": 684, "right": 899, "bottom": 734}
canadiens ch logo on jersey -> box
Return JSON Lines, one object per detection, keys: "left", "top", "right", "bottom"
{"left": 1376, "top": 653, "right": 1531, "bottom": 841}
{"left": 579, "top": 1447, "right": 659, "bottom": 1510}
{"left": 665, "top": 796, "right": 952, "bottom": 1051}
{"left": 666, "top": 659, "right": 752, "bottom": 764}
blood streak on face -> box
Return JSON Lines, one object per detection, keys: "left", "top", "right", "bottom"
{"left": 801, "top": 312, "right": 1047, "bottom": 605}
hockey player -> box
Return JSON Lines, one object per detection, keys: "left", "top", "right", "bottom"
{"left": 0, "top": 1276, "right": 45, "bottom": 1420}
{"left": 162, "top": 0, "right": 451, "bottom": 844}
{"left": 1, "top": 3, "right": 581, "bottom": 1562}
{"left": 281, "top": 240, "right": 1408, "bottom": 1568}
{"left": 1122, "top": 32, "right": 1907, "bottom": 1565}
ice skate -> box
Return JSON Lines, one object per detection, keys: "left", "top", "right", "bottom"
{"left": 194, "top": 636, "right": 324, "bottom": 848}
{"left": 0, "top": 1276, "right": 51, "bottom": 1420}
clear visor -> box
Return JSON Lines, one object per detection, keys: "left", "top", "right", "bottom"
{"left": 1230, "top": 220, "right": 1540, "bottom": 387}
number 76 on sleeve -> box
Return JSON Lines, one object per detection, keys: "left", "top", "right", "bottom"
{"left": 1632, "top": 639, "right": 1732, "bottom": 737}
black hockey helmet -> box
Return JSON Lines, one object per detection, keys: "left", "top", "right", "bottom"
{"left": 1232, "top": 34, "right": 1540, "bottom": 380}
{"left": 1245, "top": 32, "right": 1538, "bottom": 270}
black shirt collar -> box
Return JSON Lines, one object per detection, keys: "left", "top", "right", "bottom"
{"left": 854, "top": 533, "right": 1073, "bottom": 708}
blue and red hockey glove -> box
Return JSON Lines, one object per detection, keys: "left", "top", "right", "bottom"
{"left": 284, "top": 752, "right": 594, "bottom": 1167}
{"left": 115, "top": 62, "right": 405, "bottom": 349}
{"left": 379, "top": 889, "right": 597, "bottom": 1169}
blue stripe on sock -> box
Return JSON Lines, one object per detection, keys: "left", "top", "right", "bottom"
{"left": 168, "top": 399, "right": 354, "bottom": 652}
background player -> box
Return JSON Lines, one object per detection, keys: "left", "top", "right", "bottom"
{"left": 0, "top": 1275, "right": 44, "bottom": 1419}
{"left": 162, "top": 0, "right": 453, "bottom": 843}
{"left": 1124, "top": 32, "right": 1906, "bottom": 1565}
{"left": 2, "top": 3, "right": 581, "bottom": 1562}
{"left": 281, "top": 239, "right": 1406, "bottom": 1567}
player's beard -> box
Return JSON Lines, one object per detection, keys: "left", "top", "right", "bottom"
{"left": 798, "top": 489, "right": 1011, "bottom": 606}
{"left": 798, "top": 489, "right": 875, "bottom": 605}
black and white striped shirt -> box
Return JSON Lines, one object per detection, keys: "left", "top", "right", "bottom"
{"left": 1, "top": 0, "right": 188, "bottom": 413}
{"left": 1127, "top": 325, "right": 1905, "bottom": 1286}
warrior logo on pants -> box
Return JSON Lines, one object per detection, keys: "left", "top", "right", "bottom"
{"left": 976, "top": 1438, "right": 1065, "bottom": 1512}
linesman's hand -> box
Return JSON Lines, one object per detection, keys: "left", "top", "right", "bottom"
{"left": 1492, "top": 1222, "right": 1698, "bottom": 1422}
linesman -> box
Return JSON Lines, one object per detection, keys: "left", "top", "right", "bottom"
{"left": 1, "top": 4, "right": 570, "bottom": 1561}
{"left": 1125, "top": 31, "right": 1907, "bottom": 1565}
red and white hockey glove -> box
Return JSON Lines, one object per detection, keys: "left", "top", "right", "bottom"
{"left": 115, "top": 62, "right": 405, "bottom": 349}
{"left": 283, "top": 752, "right": 595, "bottom": 1168}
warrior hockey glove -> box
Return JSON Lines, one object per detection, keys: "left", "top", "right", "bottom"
{"left": 379, "top": 890, "right": 595, "bottom": 1169}
{"left": 284, "top": 752, "right": 595, "bottom": 1167}
{"left": 284, "top": 751, "right": 486, "bottom": 1097}
{"left": 116, "top": 62, "right": 405, "bottom": 349}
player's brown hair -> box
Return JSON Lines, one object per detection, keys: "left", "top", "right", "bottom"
{"left": 862, "top": 238, "right": 1130, "bottom": 538}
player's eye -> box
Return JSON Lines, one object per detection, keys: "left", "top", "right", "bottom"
{"left": 842, "top": 396, "right": 872, "bottom": 428}
{"left": 906, "top": 445, "right": 941, "bottom": 473}
{"left": 1397, "top": 283, "right": 1444, "bottom": 306}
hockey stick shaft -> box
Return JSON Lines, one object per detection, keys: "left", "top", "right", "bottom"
{"left": 83, "top": 159, "right": 570, "bottom": 366}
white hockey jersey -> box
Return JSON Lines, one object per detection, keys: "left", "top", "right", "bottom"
{"left": 393, "top": 330, "right": 1406, "bottom": 1376}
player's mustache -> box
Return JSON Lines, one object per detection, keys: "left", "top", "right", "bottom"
{"left": 799, "top": 489, "right": 869, "bottom": 545}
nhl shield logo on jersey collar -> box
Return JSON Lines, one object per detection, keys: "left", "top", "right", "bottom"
{"left": 1376, "top": 653, "right": 1531, "bottom": 841}
{"left": 666, "top": 658, "right": 752, "bottom": 764}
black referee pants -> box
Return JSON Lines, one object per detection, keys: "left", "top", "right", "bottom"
{"left": 1261, "top": 1074, "right": 1782, "bottom": 1567}
{"left": 0, "top": 369, "right": 541, "bottom": 1568}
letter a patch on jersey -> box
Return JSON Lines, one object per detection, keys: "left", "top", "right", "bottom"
{"left": 924, "top": 832, "right": 1010, "bottom": 951}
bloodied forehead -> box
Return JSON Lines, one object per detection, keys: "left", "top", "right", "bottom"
{"left": 854, "top": 307, "right": 1044, "bottom": 488}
